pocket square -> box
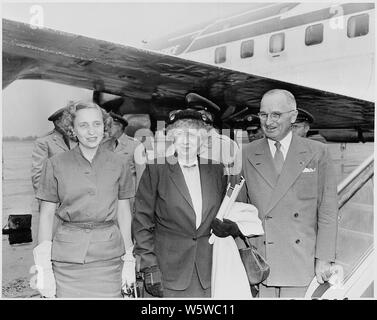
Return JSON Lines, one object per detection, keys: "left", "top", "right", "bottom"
{"left": 303, "top": 167, "right": 316, "bottom": 173}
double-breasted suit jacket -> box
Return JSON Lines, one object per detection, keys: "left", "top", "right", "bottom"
{"left": 239, "top": 135, "right": 338, "bottom": 287}
{"left": 133, "top": 156, "right": 227, "bottom": 290}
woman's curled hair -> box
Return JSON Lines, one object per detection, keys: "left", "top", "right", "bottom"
{"left": 60, "top": 100, "right": 112, "bottom": 140}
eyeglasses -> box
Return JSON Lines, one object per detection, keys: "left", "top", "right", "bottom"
{"left": 258, "top": 110, "right": 295, "bottom": 121}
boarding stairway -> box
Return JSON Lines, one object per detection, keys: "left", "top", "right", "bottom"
{"left": 306, "top": 154, "right": 374, "bottom": 298}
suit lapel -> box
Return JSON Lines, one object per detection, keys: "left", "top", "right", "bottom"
{"left": 115, "top": 135, "right": 129, "bottom": 154}
{"left": 247, "top": 138, "right": 278, "bottom": 188}
{"left": 52, "top": 131, "right": 69, "bottom": 151}
{"left": 167, "top": 160, "right": 195, "bottom": 212}
{"left": 115, "top": 140, "right": 125, "bottom": 154}
{"left": 265, "top": 135, "right": 315, "bottom": 214}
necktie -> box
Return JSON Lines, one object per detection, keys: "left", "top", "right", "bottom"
{"left": 274, "top": 141, "right": 284, "bottom": 175}
{"left": 63, "top": 135, "right": 71, "bottom": 150}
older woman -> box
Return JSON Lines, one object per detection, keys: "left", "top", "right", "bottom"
{"left": 33, "top": 101, "right": 135, "bottom": 298}
{"left": 132, "top": 95, "right": 230, "bottom": 298}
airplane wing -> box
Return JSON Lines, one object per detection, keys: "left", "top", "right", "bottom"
{"left": 2, "top": 19, "right": 374, "bottom": 133}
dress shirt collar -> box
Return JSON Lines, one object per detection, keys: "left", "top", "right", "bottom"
{"left": 267, "top": 130, "right": 293, "bottom": 160}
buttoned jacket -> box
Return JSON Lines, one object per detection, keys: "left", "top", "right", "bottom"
{"left": 239, "top": 135, "right": 338, "bottom": 286}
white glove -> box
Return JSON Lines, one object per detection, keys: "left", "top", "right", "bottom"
{"left": 30, "top": 240, "right": 56, "bottom": 298}
{"left": 328, "top": 265, "right": 344, "bottom": 288}
{"left": 121, "top": 247, "right": 136, "bottom": 291}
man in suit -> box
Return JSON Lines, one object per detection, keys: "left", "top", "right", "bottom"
{"left": 239, "top": 89, "right": 338, "bottom": 298}
{"left": 31, "top": 107, "right": 76, "bottom": 194}
{"left": 132, "top": 94, "right": 228, "bottom": 298}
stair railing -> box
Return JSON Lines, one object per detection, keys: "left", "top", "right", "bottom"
{"left": 337, "top": 154, "right": 374, "bottom": 209}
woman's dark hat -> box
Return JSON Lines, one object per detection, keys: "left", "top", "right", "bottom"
{"left": 48, "top": 107, "right": 66, "bottom": 122}
{"left": 109, "top": 111, "right": 128, "bottom": 127}
{"left": 168, "top": 109, "right": 213, "bottom": 124}
{"left": 295, "top": 108, "right": 314, "bottom": 124}
{"left": 168, "top": 93, "right": 220, "bottom": 124}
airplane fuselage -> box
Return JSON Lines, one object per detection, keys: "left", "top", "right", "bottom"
{"left": 148, "top": 3, "right": 375, "bottom": 103}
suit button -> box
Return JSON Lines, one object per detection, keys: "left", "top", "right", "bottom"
{"left": 295, "top": 239, "right": 300, "bottom": 244}
{"left": 192, "top": 237, "right": 197, "bottom": 241}
{"left": 294, "top": 213, "right": 299, "bottom": 218}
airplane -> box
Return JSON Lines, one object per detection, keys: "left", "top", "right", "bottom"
{"left": 145, "top": 2, "right": 375, "bottom": 142}
{"left": 2, "top": 2, "right": 374, "bottom": 143}
{"left": 2, "top": 3, "right": 374, "bottom": 299}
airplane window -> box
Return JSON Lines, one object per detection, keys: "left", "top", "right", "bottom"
{"left": 305, "top": 23, "right": 323, "bottom": 46}
{"left": 240, "top": 40, "right": 254, "bottom": 59}
{"left": 269, "top": 33, "right": 285, "bottom": 54}
{"left": 347, "top": 14, "right": 369, "bottom": 38}
{"left": 215, "top": 46, "right": 226, "bottom": 64}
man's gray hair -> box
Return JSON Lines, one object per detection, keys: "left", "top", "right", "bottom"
{"left": 262, "top": 89, "right": 297, "bottom": 110}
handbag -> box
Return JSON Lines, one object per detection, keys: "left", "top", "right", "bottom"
{"left": 2, "top": 214, "right": 32, "bottom": 245}
{"left": 122, "top": 271, "right": 145, "bottom": 298}
{"left": 238, "top": 236, "right": 270, "bottom": 285}
{"left": 2, "top": 214, "right": 33, "bottom": 244}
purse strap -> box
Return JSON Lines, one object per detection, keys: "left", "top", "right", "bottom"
{"left": 241, "top": 235, "right": 252, "bottom": 248}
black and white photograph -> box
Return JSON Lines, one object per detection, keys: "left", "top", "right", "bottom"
{"left": 1, "top": 1, "right": 375, "bottom": 302}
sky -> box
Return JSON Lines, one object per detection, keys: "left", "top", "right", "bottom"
{"left": 1, "top": 1, "right": 261, "bottom": 137}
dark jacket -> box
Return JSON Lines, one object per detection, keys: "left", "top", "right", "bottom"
{"left": 133, "top": 156, "right": 227, "bottom": 290}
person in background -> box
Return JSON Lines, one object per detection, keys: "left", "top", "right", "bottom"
{"left": 31, "top": 107, "right": 77, "bottom": 194}
{"left": 105, "top": 111, "right": 145, "bottom": 193}
{"left": 238, "top": 89, "right": 338, "bottom": 298}
{"left": 132, "top": 97, "right": 232, "bottom": 298}
{"left": 291, "top": 108, "right": 313, "bottom": 138}
{"left": 189, "top": 93, "right": 241, "bottom": 176}
{"left": 243, "top": 113, "right": 264, "bottom": 142}
{"left": 33, "top": 101, "right": 135, "bottom": 298}
{"left": 292, "top": 108, "right": 327, "bottom": 143}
